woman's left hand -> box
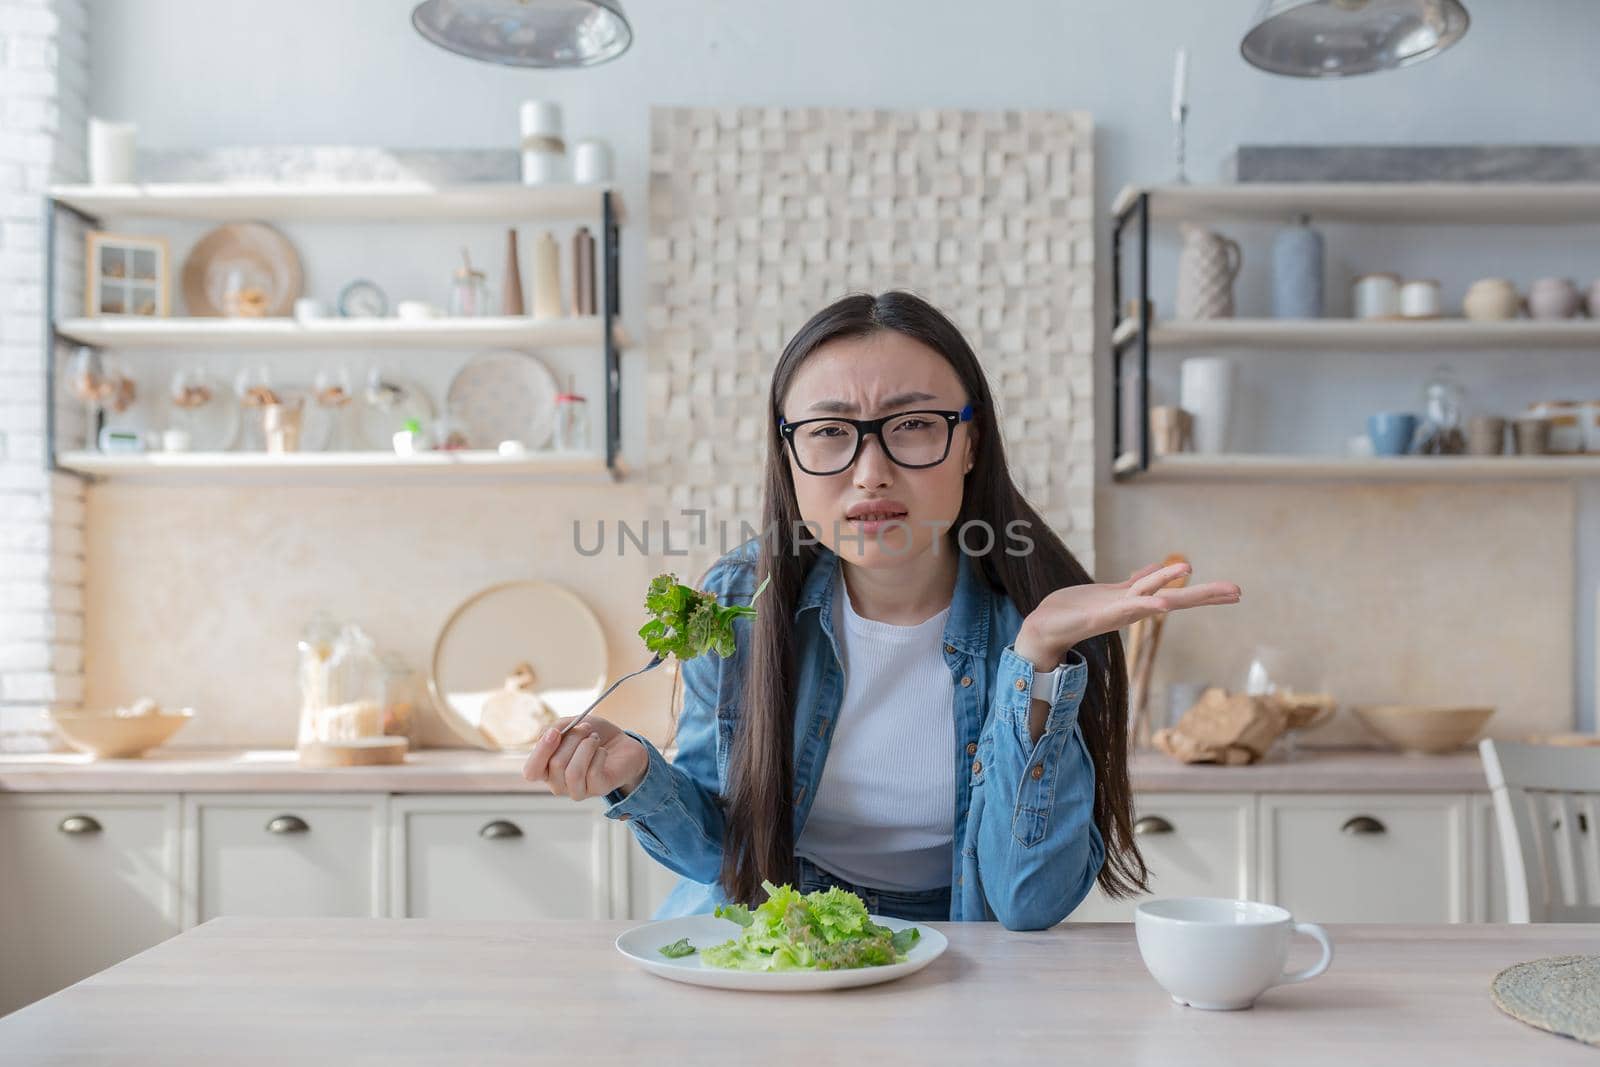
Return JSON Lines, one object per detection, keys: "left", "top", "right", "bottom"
{"left": 1014, "top": 560, "right": 1240, "bottom": 669}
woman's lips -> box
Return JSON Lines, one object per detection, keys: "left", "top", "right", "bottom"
{"left": 844, "top": 501, "right": 909, "bottom": 536}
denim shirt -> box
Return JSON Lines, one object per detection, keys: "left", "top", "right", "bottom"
{"left": 603, "top": 538, "right": 1104, "bottom": 931}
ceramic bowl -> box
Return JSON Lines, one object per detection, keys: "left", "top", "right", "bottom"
{"left": 1353, "top": 704, "right": 1494, "bottom": 755}
{"left": 50, "top": 708, "right": 192, "bottom": 759}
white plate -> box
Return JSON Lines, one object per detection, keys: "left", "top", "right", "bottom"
{"left": 615, "top": 913, "right": 947, "bottom": 992}
{"left": 445, "top": 349, "right": 559, "bottom": 450}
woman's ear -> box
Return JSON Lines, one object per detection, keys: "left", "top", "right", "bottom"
{"left": 963, "top": 425, "right": 978, "bottom": 473}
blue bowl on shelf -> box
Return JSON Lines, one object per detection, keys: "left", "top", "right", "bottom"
{"left": 1367, "top": 412, "right": 1418, "bottom": 456}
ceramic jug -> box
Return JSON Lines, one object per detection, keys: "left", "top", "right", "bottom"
{"left": 1527, "top": 278, "right": 1581, "bottom": 320}
{"left": 1462, "top": 278, "right": 1521, "bottom": 321}
{"left": 1176, "top": 224, "right": 1242, "bottom": 320}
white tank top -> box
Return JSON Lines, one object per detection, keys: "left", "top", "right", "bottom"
{"left": 794, "top": 569, "right": 956, "bottom": 892}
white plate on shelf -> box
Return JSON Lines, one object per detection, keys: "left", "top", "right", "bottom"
{"left": 446, "top": 349, "right": 559, "bottom": 449}
{"left": 615, "top": 914, "right": 947, "bottom": 992}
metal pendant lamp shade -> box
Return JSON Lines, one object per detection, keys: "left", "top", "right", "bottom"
{"left": 1241, "top": 0, "right": 1469, "bottom": 78}
{"left": 412, "top": 0, "right": 633, "bottom": 68}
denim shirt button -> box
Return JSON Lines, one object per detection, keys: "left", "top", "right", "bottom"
{"left": 960, "top": 675, "right": 973, "bottom": 687}
{"left": 944, "top": 643, "right": 956, "bottom": 654}
{"left": 971, "top": 759, "right": 982, "bottom": 775}
{"left": 1014, "top": 678, "right": 1027, "bottom": 692}
{"left": 966, "top": 741, "right": 977, "bottom": 756}
{"left": 1030, "top": 764, "right": 1044, "bottom": 781}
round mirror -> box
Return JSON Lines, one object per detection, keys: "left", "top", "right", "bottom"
{"left": 430, "top": 581, "right": 608, "bottom": 750}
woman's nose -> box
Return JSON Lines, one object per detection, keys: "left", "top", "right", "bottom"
{"left": 852, "top": 433, "right": 895, "bottom": 489}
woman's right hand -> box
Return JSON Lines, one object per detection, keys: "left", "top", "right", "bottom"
{"left": 520, "top": 716, "right": 649, "bottom": 802}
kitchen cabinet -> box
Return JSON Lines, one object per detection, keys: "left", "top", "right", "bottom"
{"left": 0, "top": 794, "right": 181, "bottom": 1016}
{"left": 182, "top": 794, "right": 387, "bottom": 924}
{"left": 1259, "top": 794, "right": 1470, "bottom": 923}
{"left": 1065, "top": 794, "right": 1255, "bottom": 922}
{"left": 622, "top": 825, "right": 687, "bottom": 920}
{"left": 390, "top": 795, "right": 611, "bottom": 919}
{"left": 1470, "top": 794, "right": 1509, "bottom": 924}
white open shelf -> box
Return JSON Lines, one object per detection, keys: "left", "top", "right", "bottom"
{"left": 47, "top": 182, "right": 621, "bottom": 222}
{"left": 1112, "top": 182, "right": 1600, "bottom": 225}
{"left": 55, "top": 315, "right": 629, "bottom": 351}
{"left": 1114, "top": 452, "right": 1600, "bottom": 482}
{"left": 1113, "top": 317, "right": 1600, "bottom": 352}
{"left": 57, "top": 449, "right": 619, "bottom": 485}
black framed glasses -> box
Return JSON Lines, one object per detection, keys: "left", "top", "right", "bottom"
{"left": 778, "top": 404, "right": 975, "bottom": 476}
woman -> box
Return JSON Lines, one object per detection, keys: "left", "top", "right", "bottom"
{"left": 523, "top": 291, "right": 1240, "bottom": 930}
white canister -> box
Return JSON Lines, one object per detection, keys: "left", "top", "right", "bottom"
{"left": 520, "top": 101, "right": 566, "bottom": 185}
{"left": 1529, "top": 400, "right": 1585, "bottom": 453}
{"left": 1399, "top": 279, "right": 1441, "bottom": 320}
{"left": 572, "top": 139, "right": 614, "bottom": 185}
{"left": 1352, "top": 273, "right": 1401, "bottom": 320}
{"left": 88, "top": 118, "right": 136, "bottom": 185}
{"left": 1583, "top": 400, "right": 1600, "bottom": 453}
{"left": 1179, "top": 357, "right": 1236, "bottom": 454}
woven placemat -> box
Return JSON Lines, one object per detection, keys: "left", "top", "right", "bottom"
{"left": 1491, "top": 955, "right": 1600, "bottom": 1047}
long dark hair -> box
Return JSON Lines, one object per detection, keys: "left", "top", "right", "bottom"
{"left": 718, "top": 291, "right": 1146, "bottom": 907}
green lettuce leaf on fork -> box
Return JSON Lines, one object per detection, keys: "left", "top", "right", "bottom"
{"left": 639, "top": 574, "right": 770, "bottom": 661}
{"left": 700, "top": 881, "right": 921, "bottom": 972}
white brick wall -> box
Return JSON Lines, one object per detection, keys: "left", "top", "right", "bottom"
{"left": 0, "top": 0, "right": 87, "bottom": 751}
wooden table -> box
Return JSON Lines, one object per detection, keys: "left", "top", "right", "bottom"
{"left": 2, "top": 919, "right": 1596, "bottom": 1065}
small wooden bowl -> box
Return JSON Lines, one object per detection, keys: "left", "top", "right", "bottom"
{"left": 1353, "top": 704, "right": 1495, "bottom": 755}
{"left": 51, "top": 709, "right": 193, "bottom": 759}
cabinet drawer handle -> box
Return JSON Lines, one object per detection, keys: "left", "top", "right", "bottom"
{"left": 1133, "top": 815, "right": 1174, "bottom": 836}
{"left": 1341, "top": 815, "right": 1387, "bottom": 836}
{"left": 58, "top": 814, "right": 102, "bottom": 835}
{"left": 479, "top": 820, "right": 524, "bottom": 840}
{"left": 266, "top": 815, "right": 310, "bottom": 835}
{"left": 1552, "top": 814, "right": 1590, "bottom": 834}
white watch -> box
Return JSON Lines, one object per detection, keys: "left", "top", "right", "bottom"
{"left": 1031, "top": 661, "right": 1072, "bottom": 704}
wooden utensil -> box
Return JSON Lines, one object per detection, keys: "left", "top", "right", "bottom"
{"left": 1127, "top": 553, "right": 1189, "bottom": 749}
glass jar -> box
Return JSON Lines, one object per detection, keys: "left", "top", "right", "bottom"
{"left": 297, "top": 619, "right": 384, "bottom": 746}
{"left": 1414, "top": 364, "right": 1466, "bottom": 456}
{"left": 378, "top": 651, "right": 420, "bottom": 745}
{"left": 449, "top": 250, "right": 491, "bottom": 317}
{"left": 553, "top": 390, "right": 589, "bottom": 452}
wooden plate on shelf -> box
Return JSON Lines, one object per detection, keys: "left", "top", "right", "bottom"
{"left": 181, "top": 222, "right": 303, "bottom": 317}
{"left": 428, "top": 580, "right": 607, "bottom": 751}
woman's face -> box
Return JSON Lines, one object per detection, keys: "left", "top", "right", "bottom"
{"left": 778, "top": 330, "right": 976, "bottom": 568}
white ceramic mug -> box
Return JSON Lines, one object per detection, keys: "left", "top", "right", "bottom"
{"left": 395, "top": 300, "right": 441, "bottom": 321}
{"left": 572, "top": 139, "right": 614, "bottom": 185}
{"left": 1352, "top": 273, "right": 1400, "bottom": 319}
{"left": 1399, "top": 279, "right": 1441, "bottom": 319}
{"left": 293, "top": 297, "right": 327, "bottom": 322}
{"left": 1135, "top": 897, "right": 1333, "bottom": 1011}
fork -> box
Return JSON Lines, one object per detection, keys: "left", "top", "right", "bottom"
{"left": 556, "top": 653, "right": 665, "bottom": 739}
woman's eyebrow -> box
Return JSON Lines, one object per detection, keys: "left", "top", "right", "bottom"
{"left": 807, "top": 390, "right": 939, "bottom": 414}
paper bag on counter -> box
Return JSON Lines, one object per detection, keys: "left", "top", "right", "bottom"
{"left": 1152, "top": 686, "right": 1289, "bottom": 766}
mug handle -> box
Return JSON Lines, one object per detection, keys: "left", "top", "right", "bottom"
{"left": 1222, "top": 236, "right": 1243, "bottom": 283}
{"left": 1274, "top": 922, "right": 1333, "bottom": 986}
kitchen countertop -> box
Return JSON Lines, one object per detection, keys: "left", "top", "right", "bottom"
{"left": 0, "top": 747, "right": 1492, "bottom": 794}
{"left": 1, "top": 917, "right": 1594, "bottom": 1065}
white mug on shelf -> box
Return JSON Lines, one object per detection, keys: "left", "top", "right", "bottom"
{"left": 1178, "top": 356, "right": 1235, "bottom": 454}
{"left": 1399, "top": 279, "right": 1441, "bottom": 320}
{"left": 293, "top": 297, "right": 327, "bottom": 322}
{"left": 572, "top": 139, "right": 614, "bottom": 185}
{"left": 1352, "top": 273, "right": 1401, "bottom": 319}
{"left": 87, "top": 118, "right": 136, "bottom": 185}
